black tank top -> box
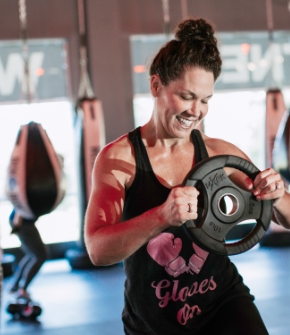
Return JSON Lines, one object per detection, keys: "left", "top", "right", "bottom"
{"left": 122, "top": 127, "right": 253, "bottom": 335}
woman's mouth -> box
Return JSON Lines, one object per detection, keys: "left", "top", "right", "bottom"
{"left": 176, "top": 115, "right": 194, "bottom": 127}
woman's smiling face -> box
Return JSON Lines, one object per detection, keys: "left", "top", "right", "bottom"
{"left": 151, "top": 67, "right": 215, "bottom": 139}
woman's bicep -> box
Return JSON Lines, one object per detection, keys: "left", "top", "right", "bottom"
{"left": 85, "top": 153, "right": 126, "bottom": 237}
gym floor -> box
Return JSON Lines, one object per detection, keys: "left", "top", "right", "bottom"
{"left": 1, "top": 245, "right": 290, "bottom": 335}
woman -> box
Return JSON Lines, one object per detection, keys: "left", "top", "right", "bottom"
{"left": 85, "top": 17, "right": 290, "bottom": 335}
{"left": 9, "top": 209, "right": 47, "bottom": 300}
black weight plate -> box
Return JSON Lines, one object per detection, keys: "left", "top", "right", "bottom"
{"left": 183, "top": 155, "right": 273, "bottom": 255}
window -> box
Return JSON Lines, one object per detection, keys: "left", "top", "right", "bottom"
{"left": 0, "top": 38, "right": 80, "bottom": 249}
{"left": 133, "top": 90, "right": 267, "bottom": 169}
{"left": 130, "top": 31, "right": 290, "bottom": 171}
{"left": 0, "top": 101, "right": 80, "bottom": 248}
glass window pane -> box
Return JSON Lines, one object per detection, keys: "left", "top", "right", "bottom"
{"left": 0, "top": 101, "right": 80, "bottom": 248}
{"left": 132, "top": 91, "right": 267, "bottom": 170}
{"left": 204, "top": 90, "right": 266, "bottom": 170}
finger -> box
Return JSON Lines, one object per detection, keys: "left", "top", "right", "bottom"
{"left": 185, "top": 202, "right": 198, "bottom": 214}
{"left": 180, "top": 197, "right": 197, "bottom": 212}
{"left": 181, "top": 185, "right": 200, "bottom": 197}
{"left": 252, "top": 168, "right": 272, "bottom": 187}
{"left": 255, "top": 179, "right": 285, "bottom": 201}
{"left": 178, "top": 199, "right": 198, "bottom": 221}
{"left": 244, "top": 177, "right": 254, "bottom": 190}
{"left": 275, "top": 181, "right": 283, "bottom": 191}
{"left": 186, "top": 203, "right": 193, "bottom": 213}
{"left": 171, "top": 187, "right": 199, "bottom": 222}
{"left": 184, "top": 203, "right": 198, "bottom": 220}
{"left": 253, "top": 169, "right": 281, "bottom": 196}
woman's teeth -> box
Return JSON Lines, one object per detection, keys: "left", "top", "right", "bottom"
{"left": 176, "top": 116, "right": 193, "bottom": 127}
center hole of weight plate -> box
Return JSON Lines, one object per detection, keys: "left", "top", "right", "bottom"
{"left": 218, "top": 193, "right": 239, "bottom": 216}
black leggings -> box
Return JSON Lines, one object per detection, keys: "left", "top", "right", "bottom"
{"left": 10, "top": 219, "right": 47, "bottom": 291}
{"left": 124, "top": 297, "right": 269, "bottom": 335}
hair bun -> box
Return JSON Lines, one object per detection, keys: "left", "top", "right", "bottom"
{"left": 149, "top": 16, "right": 222, "bottom": 83}
{"left": 175, "top": 18, "right": 216, "bottom": 46}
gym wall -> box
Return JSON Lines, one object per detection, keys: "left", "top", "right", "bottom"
{"left": 1, "top": 0, "right": 289, "bottom": 143}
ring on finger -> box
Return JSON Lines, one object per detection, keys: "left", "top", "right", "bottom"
{"left": 275, "top": 181, "right": 282, "bottom": 190}
{"left": 187, "top": 203, "right": 193, "bottom": 213}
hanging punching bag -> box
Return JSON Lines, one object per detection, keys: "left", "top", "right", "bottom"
{"left": 5, "top": 122, "right": 66, "bottom": 219}
{"left": 65, "top": 0, "right": 107, "bottom": 269}
{"left": 76, "top": 98, "right": 105, "bottom": 204}
{"left": 265, "top": 89, "right": 286, "bottom": 169}
{"left": 261, "top": 89, "right": 290, "bottom": 246}
{"left": 272, "top": 111, "right": 290, "bottom": 185}
{"left": 260, "top": 0, "right": 290, "bottom": 246}
{"left": 65, "top": 99, "right": 105, "bottom": 269}
{"left": 75, "top": 98, "right": 105, "bottom": 233}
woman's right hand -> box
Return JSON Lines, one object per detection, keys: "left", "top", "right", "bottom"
{"left": 160, "top": 186, "right": 199, "bottom": 227}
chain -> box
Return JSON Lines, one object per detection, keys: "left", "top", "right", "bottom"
{"left": 77, "top": 0, "right": 94, "bottom": 100}
{"left": 18, "top": 0, "right": 32, "bottom": 103}
{"left": 161, "top": 0, "right": 171, "bottom": 39}
{"left": 180, "top": 0, "right": 188, "bottom": 20}
{"left": 266, "top": 0, "right": 274, "bottom": 36}
{"left": 265, "top": 0, "right": 277, "bottom": 88}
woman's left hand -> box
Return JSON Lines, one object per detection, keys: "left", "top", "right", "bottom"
{"left": 245, "top": 168, "right": 285, "bottom": 204}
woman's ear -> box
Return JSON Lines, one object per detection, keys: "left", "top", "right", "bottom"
{"left": 150, "top": 74, "right": 161, "bottom": 97}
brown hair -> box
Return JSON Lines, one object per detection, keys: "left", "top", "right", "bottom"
{"left": 149, "top": 17, "right": 222, "bottom": 85}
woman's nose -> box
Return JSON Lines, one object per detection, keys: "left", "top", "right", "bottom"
{"left": 189, "top": 100, "right": 200, "bottom": 116}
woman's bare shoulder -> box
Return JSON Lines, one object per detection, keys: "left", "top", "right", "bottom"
{"left": 99, "top": 133, "right": 135, "bottom": 162}
{"left": 201, "top": 132, "right": 249, "bottom": 159}
{"left": 94, "top": 133, "right": 136, "bottom": 187}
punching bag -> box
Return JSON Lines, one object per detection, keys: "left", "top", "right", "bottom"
{"left": 76, "top": 98, "right": 105, "bottom": 205}
{"left": 65, "top": 98, "right": 105, "bottom": 269}
{"left": 75, "top": 98, "right": 105, "bottom": 228}
{"left": 261, "top": 89, "right": 290, "bottom": 246}
{"left": 265, "top": 89, "right": 286, "bottom": 169}
{"left": 65, "top": 0, "right": 107, "bottom": 269}
{"left": 272, "top": 111, "right": 290, "bottom": 185}
{"left": 5, "top": 122, "right": 66, "bottom": 219}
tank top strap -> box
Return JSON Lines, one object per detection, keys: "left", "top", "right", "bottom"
{"left": 128, "top": 127, "right": 209, "bottom": 169}
{"left": 191, "top": 129, "right": 209, "bottom": 162}
{"left": 128, "top": 127, "right": 153, "bottom": 172}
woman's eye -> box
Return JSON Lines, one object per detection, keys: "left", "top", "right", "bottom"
{"left": 201, "top": 100, "right": 208, "bottom": 104}
{"left": 181, "top": 95, "right": 192, "bottom": 101}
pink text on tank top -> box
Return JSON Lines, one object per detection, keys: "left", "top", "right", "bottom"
{"left": 151, "top": 277, "right": 217, "bottom": 325}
